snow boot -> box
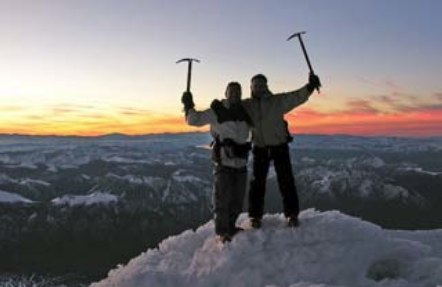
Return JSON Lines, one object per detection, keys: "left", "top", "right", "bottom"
{"left": 217, "top": 234, "right": 232, "bottom": 244}
{"left": 249, "top": 217, "right": 262, "bottom": 229}
{"left": 287, "top": 216, "right": 300, "bottom": 227}
{"left": 230, "top": 226, "right": 244, "bottom": 237}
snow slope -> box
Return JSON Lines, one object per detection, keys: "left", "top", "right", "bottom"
{"left": 0, "top": 190, "right": 33, "bottom": 203}
{"left": 91, "top": 210, "right": 442, "bottom": 287}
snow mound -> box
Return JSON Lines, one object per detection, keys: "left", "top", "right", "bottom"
{"left": 91, "top": 210, "right": 442, "bottom": 287}
{"left": 0, "top": 190, "right": 33, "bottom": 203}
{"left": 51, "top": 192, "right": 118, "bottom": 206}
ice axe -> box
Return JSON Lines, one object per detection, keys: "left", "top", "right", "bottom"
{"left": 176, "top": 58, "right": 200, "bottom": 93}
{"left": 287, "top": 31, "right": 320, "bottom": 93}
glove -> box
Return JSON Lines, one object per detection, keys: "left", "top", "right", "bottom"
{"left": 307, "top": 73, "right": 321, "bottom": 92}
{"left": 181, "top": 91, "right": 195, "bottom": 114}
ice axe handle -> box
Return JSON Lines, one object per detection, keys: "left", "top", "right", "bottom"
{"left": 186, "top": 61, "right": 192, "bottom": 92}
{"left": 176, "top": 58, "right": 200, "bottom": 93}
{"left": 298, "top": 36, "right": 320, "bottom": 93}
{"left": 298, "top": 37, "right": 314, "bottom": 75}
{"left": 287, "top": 32, "right": 320, "bottom": 93}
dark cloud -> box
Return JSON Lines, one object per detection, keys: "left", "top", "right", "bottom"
{"left": 346, "top": 100, "right": 379, "bottom": 114}
{"left": 118, "top": 108, "right": 151, "bottom": 116}
{"left": 375, "top": 95, "right": 396, "bottom": 104}
{"left": 383, "top": 80, "right": 401, "bottom": 90}
{"left": 355, "top": 77, "right": 402, "bottom": 91}
{"left": 366, "top": 90, "right": 442, "bottom": 113}
{"left": 24, "top": 115, "right": 46, "bottom": 120}
{"left": 51, "top": 107, "right": 78, "bottom": 114}
{"left": 0, "top": 106, "right": 25, "bottom": 112}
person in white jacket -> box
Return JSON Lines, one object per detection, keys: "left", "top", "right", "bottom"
{"left": 181, "top": 82, "right": 252, "bottom": 243}
{"left": 242, "top": 73, "right": 321, "bottom": 228}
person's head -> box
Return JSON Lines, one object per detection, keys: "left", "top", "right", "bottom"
{"left": 225, "top": 82, "right": 242, "bottom": 105}
{"left": 251, "top": 74, "right": 269, "bottom": 99}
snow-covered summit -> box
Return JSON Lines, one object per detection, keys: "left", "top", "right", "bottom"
{"left": 91, "top": 210, "right": 442, "bottom": 287}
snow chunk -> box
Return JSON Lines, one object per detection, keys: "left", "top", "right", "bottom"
{"left": 383, "top": 184, "right": 409, "bottom": 200}
{"left": 106, "top": 173, "right": 166, "bottom": 189}
{"left": 0, "top": 190, "right": 33, "bottom": 203}
{"left": 19, "top": 178, "right": 51, "bottom": 186}
{"left": 399, "top": 167, "right": 442, "bottom": 176}
{"left": 51, "top": 192, "right": 118, "bottom": 206}
{"left": 301, "top": 157, "right": 316, "bottom": 164}
{"left": 91, "top": 210, "right": 442, "bottom": 287}
{"left": 361, "top": 156, "right": 385, "bottom": 168}
{"left": 172, "top": 170, "right": 204, "bottom": 183}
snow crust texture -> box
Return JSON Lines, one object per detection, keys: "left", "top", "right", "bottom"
{"left": 91, "top": 210, "right": 442, "bottom": 287}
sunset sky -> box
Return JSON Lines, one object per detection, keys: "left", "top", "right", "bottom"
{"left": 0, "top": 0, "right": 441, "bottom": 137}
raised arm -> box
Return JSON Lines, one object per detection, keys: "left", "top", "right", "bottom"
{"left": 181, "top": 91, "right": 217, "bottom": 126}
{"left": 275, "top": 85, "right": 313, "bottom": 114}
{"left": 275, "top": 73, "right": 321, "bottom": 114}
{"left": 186, "top": 108, "right": 217, "bottom": 127}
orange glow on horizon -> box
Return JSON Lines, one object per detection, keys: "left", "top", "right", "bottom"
{"left": 286, "top": 107, "right": 442, "bottom": 137}
{"left": 0, "top": 113, "right": 206, "bottom": 136}
{"left": 0, "top": 107, "right": 440, "bottom": 137}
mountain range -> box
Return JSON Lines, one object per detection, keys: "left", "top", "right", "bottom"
{"left": 0, "top": 133, "right": 440, "bottom": 286}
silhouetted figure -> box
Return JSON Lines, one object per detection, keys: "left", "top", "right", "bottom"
{"left": 182, "top": 82, "right": 252, "bottom": 243}
{"left": 242, "top": 73, "right": 321, "bottom": 228}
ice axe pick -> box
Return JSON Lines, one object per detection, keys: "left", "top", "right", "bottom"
{"left": 176, "top": 58, "right": 200, "bottom": 93}
{"left": 287, "top": 31, "right": 320, "bottom": 93}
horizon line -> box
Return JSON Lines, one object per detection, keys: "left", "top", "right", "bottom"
{"left": 0, "top": 132, "right": 440, "bottom": 140}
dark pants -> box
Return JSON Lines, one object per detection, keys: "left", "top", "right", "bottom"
{"left": 248, "top": 143, "right": 299, "bottom": 219}
{"left": 213, "top": 166, "right": 247, "bottom": 236}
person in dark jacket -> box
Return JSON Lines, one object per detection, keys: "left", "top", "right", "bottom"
{"left": 182, "top": 82, "right": 252, "bottom": 243}
{"left": 242, "top": 73, "right": 321, "bottom": 228}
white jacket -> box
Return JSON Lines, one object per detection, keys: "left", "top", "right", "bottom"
{"left": 186, "top": 100, "right": 251, "bottom": 168}
{"left": 242, "top": 85, "right": 313, "bottom": 147}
